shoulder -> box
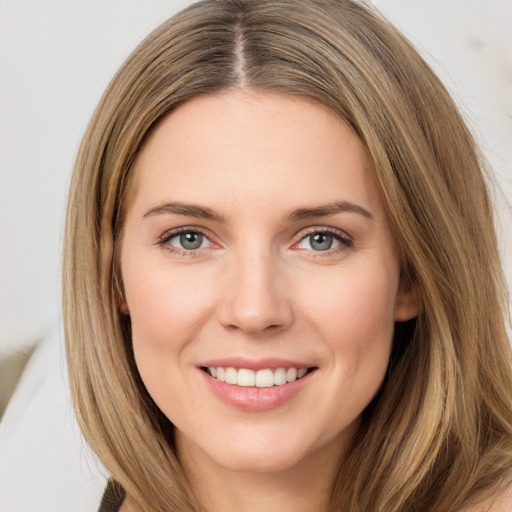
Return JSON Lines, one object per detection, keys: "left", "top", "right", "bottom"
{"left": 119, "top": 499, "right": 140, "bottom": 512}
{"left": 461, "top": 484, "right": 512, "bottom": 512}
{"left": 484, "top": 487, "right": 512, "bottom": 512}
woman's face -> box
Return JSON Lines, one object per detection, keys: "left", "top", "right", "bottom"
{"left": 120, "top": 91, "right": 417, "bottom": 475}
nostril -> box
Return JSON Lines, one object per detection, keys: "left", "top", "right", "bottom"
{"left": 216, "top": 291, "right": 294, "bottom": 335}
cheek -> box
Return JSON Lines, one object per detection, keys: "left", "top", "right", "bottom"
{"left": 299, "top": 264, "right": 398, "bottom": 408}
{"left": 122, "top": 260, "right": 215, "bottom": 373}
{"left": 122, "top": 262, "right": 218, "bottom": 421}
{"left": 302, "top": 266, "right": 399, "bottom": 345}
{"left": 318, "top": 268, "right": 398, "bottom": 411}
{"left": 125, "top": 258, "right": 210, "bottom": 324}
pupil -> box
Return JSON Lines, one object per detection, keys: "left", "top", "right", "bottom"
{"left": 310, "top": 233, "right": 332, "bottom": 251}
{"left": 180, "top": 232, "right": 203, "bottom": 250}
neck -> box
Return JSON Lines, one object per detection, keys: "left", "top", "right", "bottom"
{"left": 177, "top": 432, "right": 348, "bottom": 512}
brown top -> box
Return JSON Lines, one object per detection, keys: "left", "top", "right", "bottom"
{"left": 97, "top": 478, "right": 125, "bottom": 512}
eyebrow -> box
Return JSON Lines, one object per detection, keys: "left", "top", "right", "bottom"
{"left": 142, "top": 202, "right": 226, "bottom": 222}
{"left": 142, "top": 200, "right": 373, "bottom": 223}
{"left": 288, "top": 201, "right": 374, "bottom": 222}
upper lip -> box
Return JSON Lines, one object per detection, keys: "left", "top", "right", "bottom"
{"left": 199, "top": 357, "right": 316, "bottom": 371}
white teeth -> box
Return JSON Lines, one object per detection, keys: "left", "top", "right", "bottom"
{"left": 256, "top": 369, "right": 274, "bottom": 387}
{"left": 207, "top": 366, "right": 310, "bottom": 387}
{"left": 286, "top": 367, "right": 298, "bottom": 382}
{"left": 274, "top": 367, "right": 287, "bottom": 386}
{"left": 225, "top": 367, "right": 237, "bottom": 385}
{"left": 237, "top": 368, "right": 255, "bottom": 387}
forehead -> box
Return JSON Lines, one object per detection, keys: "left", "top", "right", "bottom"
{"left": 128, "top": 90, "right": 381, "bottom": 217}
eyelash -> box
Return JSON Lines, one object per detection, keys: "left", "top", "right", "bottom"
{"left": 157, "top": 227, "right": 214, "bottom": 257}
{"left": 156, "top": 226, "right": 354, "bottom": 257}
{"left": 293, "top": 227, "right": 353, "bottom": 256}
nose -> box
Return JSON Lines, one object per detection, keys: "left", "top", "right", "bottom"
{"left": 217, "top": 250, "right": 293, "bottom": 336}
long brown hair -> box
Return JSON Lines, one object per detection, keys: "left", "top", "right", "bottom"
{"left": 63, "top": 1, "right": 512, "bottom": 510}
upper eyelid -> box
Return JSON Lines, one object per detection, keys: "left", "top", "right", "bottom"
{"left": 156, "top": 226, "right": 218, "bottom": 251}
{"left": 159, "top": 225, "right": 213, "bottom": 240}
{"left": 294, "top": 226, "right": 353, "bottom": 242}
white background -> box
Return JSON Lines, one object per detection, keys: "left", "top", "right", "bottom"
{"left": 0, "top": 1, "right": 510, "bottom": 511}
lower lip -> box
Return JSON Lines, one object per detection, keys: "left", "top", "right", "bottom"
{"left": 199, "top": 369, "right": 316, "bottom": 412}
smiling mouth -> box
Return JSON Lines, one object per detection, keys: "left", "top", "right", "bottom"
{"left": 201, "top": 366, "right": 316, "bottom": 388}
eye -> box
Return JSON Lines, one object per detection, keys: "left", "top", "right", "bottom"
{"left": 295, "top": 229, "right": 352, "bottom": 252}
{"left": 163, "top": 230, "right": 212, "bottom": 251}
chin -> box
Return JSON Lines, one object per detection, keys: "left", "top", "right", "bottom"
{"left": 209, "top": 444, "right": 309, "bottom": 474}
{"left": 190, "top": 422, "right": 339, "bottom": 475}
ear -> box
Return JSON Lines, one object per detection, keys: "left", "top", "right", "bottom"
{"left": 394, "top": 280, "right": 419, "bottom": 322}
{"left": 120, "top": 300, "right": 130, "bottom": 315}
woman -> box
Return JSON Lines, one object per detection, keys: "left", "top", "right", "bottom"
{"left": 62, "top": 1, "right": 512, "bottom": 511}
